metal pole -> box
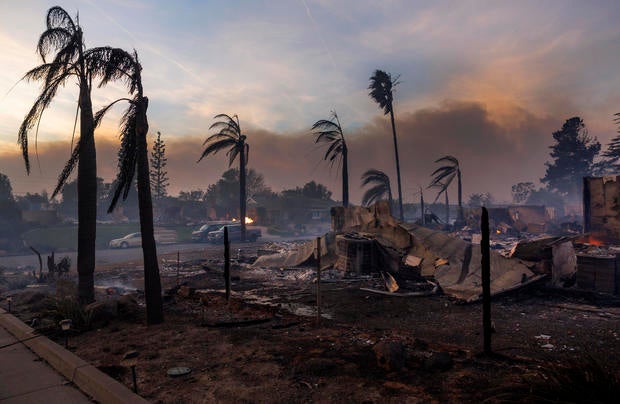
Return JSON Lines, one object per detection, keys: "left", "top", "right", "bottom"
{"left": 481, "top": 207, "right": 492, "bottom": 355}
{"left": 176, "top": 251, "right": 180, "bottom": 286}
{"left": 316, "top": 236, "right": 321, "bottom": 325}
{"left": 224, "top": 227, "right": 231, "bottom": 301}
{"left": 131, "top": 365, "right": 138, "bottom": 393}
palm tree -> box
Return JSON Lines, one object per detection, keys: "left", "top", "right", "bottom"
{"left": 19, "top": 6, "right": 99, "bottom": 304}
{"left": 430, "top": 155, "right": 463, "bottom": 222}
{"left": 368, "top": 69, "right": 403, "bottom": 221}
{"left": 361, "top": 169, "right": 393, "bottom": 209}
{"left": 89, "top": 47, "right": 163, "bottom": 324}
{"left": 198, "top": 114, "right": 249, "bottom": 241}
{"left": 311, "top": 111, "right": 349, "bottom": 207}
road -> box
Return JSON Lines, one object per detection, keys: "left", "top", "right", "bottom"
{"left": 0, "top": 232, "right": 320, "bottom": 270}
{"left": 0, "top": 241, "right": 258, "bottom": 270}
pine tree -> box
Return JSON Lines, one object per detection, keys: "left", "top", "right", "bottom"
{"left": 150, "top": 131, "right": 169, "bottom": 199}
{"left": 541, "top": 117, "right": 600, "bottom": 199}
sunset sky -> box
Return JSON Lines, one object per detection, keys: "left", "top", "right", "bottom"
{"left": 1, "top": 1, "right": 620, "bottom": 204}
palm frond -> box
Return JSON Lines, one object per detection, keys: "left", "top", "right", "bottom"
{"left": 18, "top": 73, "right": 70, "bottom": 173}
{"left": 361, "top": 168, "right": 392, "bottom": 206}
{"left": 46, "top": 6, "right": 76, "bottom": 32}
{"left": 227, "top": 144, "right": 240, "bottom": 167}
{"left": 434, "top": 155, "right": 459, "bottom": 166}
{"left": 368, "top": 69, "right": 396, "bottom": 115}
{"left": 429, "top": 171, "right": 456, "bottom": 189}
{"left": 37, "top": 27, "right": 73, "bottom": 61}
{"left": 85, "top": 47, "right": 138, "bottom": 92}
{"left": 93, "top": 98, "right": 131, "bottom": 128}
{"left": 108, "top": 102, "right": 139, "bottom": 212}
{"left": 52, "top": 140, "right": 80, "bottom": 198}
{"left": 197, "top": 138, "right": 237, "bottom": 162}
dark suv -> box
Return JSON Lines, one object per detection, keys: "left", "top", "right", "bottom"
{"left": 207, "top": 224, "right": 261, "bottom": 243}
{"left": 191, "top": 221, "right": 234, "bottom": 242}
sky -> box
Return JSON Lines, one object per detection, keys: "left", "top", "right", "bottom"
{"left": 1, "top": 0, "right": 620, "bottom": 205}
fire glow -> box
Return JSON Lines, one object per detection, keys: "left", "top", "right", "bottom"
{"left": 231, "top": 217, "right": 254, "bottom": 224}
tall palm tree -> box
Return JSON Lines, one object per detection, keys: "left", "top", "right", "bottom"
{"left": 430, "top": 155, "right": 463, "bottom": 222}
{"left": 361, "top": 169, "right": 393, "bottom": 209}
{"left": 368, "top": 69, "right": 403, "bottom": 221}
{"left": 19, "top": 6, "right": 99, "bottom": 304}
{"left": 198, "top": 114, "right": 249, "bottom": 241}
{"left": 311, "top": 111, "right": 349, "bottom": 207}
{"left": 90, "top": 47, "right": 163, "bottom": 324}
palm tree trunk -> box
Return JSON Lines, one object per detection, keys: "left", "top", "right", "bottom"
{"left": 457, "top": 168, "right": 463, "bottom": 222}
{"left": 240, "top": 142, "right": 247, "bottom": 242}
{"left": 444, "top": 190, "right": 450, "bottom": 224}
{"left": 389, "top": 109, "right": 404, "bottom": 221}
{"left": 136, "top": 97, "right": 163, "bottom": 324}
{"left": 76, "top": 77, "right": 96, "bottom": 304}
{"left": 342, "top": 146, "right": 349, "bottom": 207}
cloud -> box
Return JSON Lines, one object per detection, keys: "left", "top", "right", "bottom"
{"left": 0, "top": 98, "right": 559, "bottom": 204}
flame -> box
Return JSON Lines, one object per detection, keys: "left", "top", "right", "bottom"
{"left": 495, "top": 229, "right": 501, "bottom": 234}
{"left": 231, "top": 217, "right": 254, "bottom": 224}
{"left": 587, "top": 236, "right": 605, "bottom": 246}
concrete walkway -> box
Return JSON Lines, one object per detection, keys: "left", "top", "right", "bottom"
{"left": 0, "top": 324, "right": 91, "bottom": 403}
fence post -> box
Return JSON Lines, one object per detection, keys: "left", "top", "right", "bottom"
{"left": 481, "top": 207, "right": 492, "bottom": 354}
{"left": 224, "top": 227, "right": 231, "bottom": 301}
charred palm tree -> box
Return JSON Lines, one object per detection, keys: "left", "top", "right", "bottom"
{"left": 369, "top": 69, "right": 403, "bottom": 221}
{"left": 430, "top": 155, "right": 463, "bottom": 222}
{"left": 361, "top": 169, "right": 393, "bottom": 210}
{"left": 90, "top": 48, "right": 163, "bottom": 324}
{"left": 311, "top": 111, "right": 349, "bottom": 207}
{"left": 19, "top": 6, "right": 99, "bottom": 304}
{"left": 198, "top": 114, "right": 249, "bottom": 241}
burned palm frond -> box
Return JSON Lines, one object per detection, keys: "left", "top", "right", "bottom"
{"left": 311, "top": 110, "right": 349, "bottom": 206}
{"left": 311, "top": 112, "right": 346, "bottom": 166}
{"left": 361, "top": 169, "right": 392, "bottom": 207}
{"left": 108, "top": 100, "right": 139, "bottom": 212}
{"left": 368, "top": 69, "right": 400, "bottom": 115}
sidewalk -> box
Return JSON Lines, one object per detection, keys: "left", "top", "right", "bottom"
{"left": 0, "top": 323, "right": 91, "bottom": 403}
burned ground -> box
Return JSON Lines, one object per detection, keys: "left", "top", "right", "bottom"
{"left": 6, "top": 246, "right": 620, "bottom": 403}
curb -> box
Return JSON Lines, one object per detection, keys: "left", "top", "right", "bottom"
{"left": 0, "top": 308, "right": 149, "bottom": 404}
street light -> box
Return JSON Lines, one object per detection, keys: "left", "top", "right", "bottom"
{"left": 121, "top": 351, "right": 140, "bottom": 393}
{"left": 59, "top": 319, "right": 72, "bottom": 349}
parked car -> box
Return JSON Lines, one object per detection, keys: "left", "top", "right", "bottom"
{"left": 191, "top": 221, "right": 234, "bottom": 242}
{"left": 109, "top": 232, "right": 142, "bottom": 249}
{"left": 109, "top": 230, "right": 177, "bottom": 248}
{"left": 207, "top": 224, "right": 261, "bottom": 243}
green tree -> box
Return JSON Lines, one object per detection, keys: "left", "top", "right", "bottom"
{"left": 511, "top": 182, "right": 535, "bottom": 204}
{"left": 0, "top": 173, "right": 14, "bottom": 202}
{"left": 311, "top": 111, "right": 349, "bottom": 207}
{"left": 205, "top": 169, "right": 271, "bottom": 218}
{"left": 369, "top": 69, "right": 403, "bottom": 221}
{"left": 92, "top": 48, "right": 163, "bottom": 324}
{"left": 19, "top": 7, "right": 103, "bottom": 303}
{"left": 282, "top": 181, "right": 332, "bottom": 200}
{"left": 150, "top": 131, "right": 169, "bottom": 199}
{"left": 360, "top": 169, "right": 392, "bottom": 208}
{"left": 541, "top": 117, "right": 600, "bottom": 199}
{"left": 198, "top": 114, "right": 249, "bottom": 241}
{"left": 430, "top": 155, "right": 463, "bottom": 222}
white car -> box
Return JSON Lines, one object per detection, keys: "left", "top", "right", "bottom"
{"left": 109, "top": 233, "right": 143, "bottom": 249}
